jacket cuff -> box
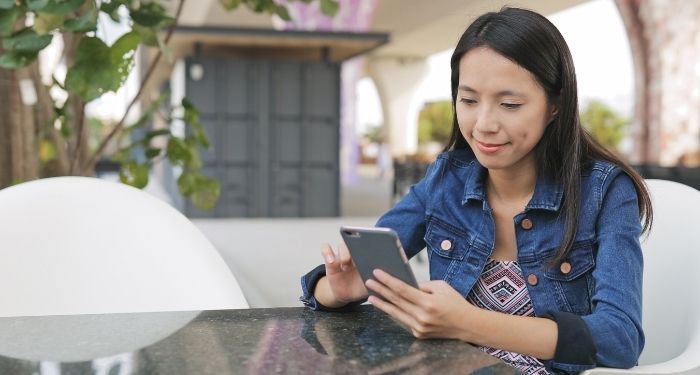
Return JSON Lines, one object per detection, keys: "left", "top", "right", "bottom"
{"left": 299, "top": 264, "right": 365, "bottom": 311}
{"left": 542, "top": 310, "right": 597, "bottom": 373}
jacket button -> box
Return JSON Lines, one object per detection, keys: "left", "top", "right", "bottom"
{"left": 440, "top": 239, "right": 452, "bottom": 251}
{"left": 560, "top": 262, "right": 572, "bottom": 274}
{"left": 527, "top": 274, "right": 538, "bottom": 286}
{"left": 521, "top": 218, "right": 533, "bottom": 230}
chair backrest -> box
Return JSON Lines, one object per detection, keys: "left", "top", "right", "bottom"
{"left": 0, "top": 177, "right": 248, "bottom": 317}
{"left": 638, "top": 179, "right": 700, "bottom": 365}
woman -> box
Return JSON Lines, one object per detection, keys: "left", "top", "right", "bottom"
{"left": 300, "top": 7, "right": 653, "bottom": 374}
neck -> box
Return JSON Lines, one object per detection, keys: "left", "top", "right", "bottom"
{"left": 486, "top": 158, "right": 538, "bottom": 205}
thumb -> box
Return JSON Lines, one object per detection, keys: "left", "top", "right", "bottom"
{"left": 321, "top": 243, "right": 342, "bottom": 275}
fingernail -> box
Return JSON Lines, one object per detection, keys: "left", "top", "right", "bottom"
{"left": 325, "top": 254, "right": 334, "bottom": 263}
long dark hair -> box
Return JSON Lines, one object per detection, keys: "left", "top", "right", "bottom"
{"left": 444, "top": 7, "right": 653, "bottom": 265}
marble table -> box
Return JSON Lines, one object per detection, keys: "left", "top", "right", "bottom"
{"left": 0, "top": 305, "right": 516, "bottom": 374}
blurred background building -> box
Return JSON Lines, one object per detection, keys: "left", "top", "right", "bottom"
{"left": 5, "top": 0, "right": 698, "bottom": 217}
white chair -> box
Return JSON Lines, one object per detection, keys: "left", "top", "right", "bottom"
{"left": 0, "top": 176, "right": 248, "bottom": 317}
{"left": 583, "top": 179, "right": 700, "bottom": 374}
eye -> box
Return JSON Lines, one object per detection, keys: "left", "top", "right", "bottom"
{"left": 460, "top": 98, "right": 477, "bottom": 105}
{"left": 501, "top": 103, "right": 522, "bottom": 110}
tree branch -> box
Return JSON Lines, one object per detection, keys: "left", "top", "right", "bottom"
{"left": 69, "top": 98, "right": 85, "bottom": 174}
{"left": 81, "top": 0, "right": 186, "bottom": 175}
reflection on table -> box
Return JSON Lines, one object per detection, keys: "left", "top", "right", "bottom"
{"left": 0, "top": 305, "right": 516, "bottom": 374}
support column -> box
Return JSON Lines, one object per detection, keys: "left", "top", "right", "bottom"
{"left": 367, "top": 57, "right": 429, "bottom": 158}
{"left": 616, "top": 0, "right": 700, "bottom": 166}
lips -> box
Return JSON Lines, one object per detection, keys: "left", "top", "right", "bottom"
{"left": 475, "top": 140, "right": 508, "bottom": 154}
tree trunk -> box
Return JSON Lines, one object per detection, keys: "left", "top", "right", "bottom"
{"left": 61, "top": 32, "right": 91, "bottom": 175}
{"left": 0, "top": 57, "right": 40, "bottom": 188}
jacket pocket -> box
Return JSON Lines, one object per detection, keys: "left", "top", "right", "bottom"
{"left": 543, "top": 240, "right": 596, "bottom": 314}
{"left": 424, "top": 217, "right": 470, "bottom": 261}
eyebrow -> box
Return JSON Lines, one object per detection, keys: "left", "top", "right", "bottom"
{"left": 458, "top": 85, "right": 524, "bottom": 97}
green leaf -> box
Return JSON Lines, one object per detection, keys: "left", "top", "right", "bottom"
{"left": 110, "top": 30, "right": 140, "bottom": 86}
{"left": 33, "top": 13, "right": 65, "bottom": 34}
{"left": 0, "top": 50, "right": 39, "bottom": 69}
{"left": 100, "top": 0, "right": 126, "bottom": 22}
{"left": 64, "top": 37, "right": 114, "bottom": 101}
{"left": 42, "top": 0, "right": 86, "bottom": 15}
{"left": 177, "top": 172, "right": 220, "bottom": 210}
{"left": 119, "top": 162, "right": 149, "bottom": 189}
{"left": 130, "top": 2, "right": 172, "bottom": 27}
{"left": 177, "top": 172, "right": 196, "bottom": 195}
{"left": 3, "top": 27, "right": 53, "bottom": 52}
{"left": 182, "top": 97, "right": 209, "bottom": 148}
{"left": 0, "top": 0, "right": 14, "bottom": 10}
{"left": 63, "top": 6, "right": 98, "bottom": 32}
{"left": 320, "top": 0, "right": 339, "bottom": 16}
{"left": 132, "top": 24, "right": 158, "bottom": 46}
{"left": 166, "top": 137, "right": 192, "bottom": 166}
{"left": 190, "top": 175, "right": 220, "bottom": 210}
{"left": 168, "top": 136, "right": 201, "bottom": 169}
{"left": 274, "top": 5, "right": 290, "bottom": 21}
{"left": 246, "top": 0, "right": 273, "bottom": 13}
{"left": 145, "top": 128, "right": 171, "bottom": 141}
{"left": 181, "top": 97, "right": 198, "bottom": 116}
{"left": 218, "top": 0, "right": 242, "bottom": 11}
{"left": 0, "top": 6, "right": 21, "bottom": 36}
{"left": 145, "top": 147, "right": 161, "bottom": 159}
{"left": 27, "top": 0, "right": 50, "bottom": 11}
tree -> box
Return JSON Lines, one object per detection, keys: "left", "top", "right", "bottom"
{"left": 417, "top": 100, "right": 452, "bottom": 145}
{"left": 0, "top": 0, "right": 338, "bottom": 209}
{"left": 580, "top": 100, "right": 629, "bottom": 153}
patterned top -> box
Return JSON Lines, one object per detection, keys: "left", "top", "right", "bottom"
{"left": 466, "top": 259, "right": 550, "bottom": 375}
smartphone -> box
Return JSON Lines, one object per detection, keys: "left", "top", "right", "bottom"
{"left": 339, "top": 226, "right": 419, "bottom": 293}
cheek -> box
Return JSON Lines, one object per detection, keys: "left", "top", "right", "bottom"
{"left": 515, "top": 109, "right": 548, "bottom": 144}
{"left": 456, "top": 107, "right": 475, "bottom": 137}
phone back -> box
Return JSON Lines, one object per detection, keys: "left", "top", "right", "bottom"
{"left": 340, "top": 227, "right": 418, "bottom": 288}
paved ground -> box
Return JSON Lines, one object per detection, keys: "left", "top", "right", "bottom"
{"left": 340, "top": 164, "right": 393, "bottom": 217}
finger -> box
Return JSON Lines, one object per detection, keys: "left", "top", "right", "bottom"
{"left": 367, "top": 295, "right": 419, "bottom": 331}
{"left": 418, "top": 280, "right": 443, "bottom": 294}
{"left": 366, "top": 278, "right": 424, "bottom": 319}
{"left": 338, "top": 241, "right": 354, "bottom": 271}
{"left": 321, "top": 243, "right": 342, "bottom": 275}
{"left": 372, "top": 269, "right": 426, "bottom": 306}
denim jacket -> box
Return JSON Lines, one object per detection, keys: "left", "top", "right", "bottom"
{"left": 301, "top": 150, "right": 644, "bottom": 374}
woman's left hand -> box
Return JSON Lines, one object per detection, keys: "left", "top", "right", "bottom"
{"left": 365, "top": 269, "right": 477, "bottom": 340}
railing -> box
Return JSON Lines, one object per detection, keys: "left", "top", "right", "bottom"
{"left": 391, "top": 160, "right": 700, "bottom": 203}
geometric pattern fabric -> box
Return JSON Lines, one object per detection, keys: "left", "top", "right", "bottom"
{"left": 466, "top": 259, "right": 550, "bottom": 375}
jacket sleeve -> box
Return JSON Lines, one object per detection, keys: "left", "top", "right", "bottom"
{"left": 544, "top": 170, "right": 644, "bottom": 374}
{"left": 581, "top": 170, "right": 645, "bottom": 368}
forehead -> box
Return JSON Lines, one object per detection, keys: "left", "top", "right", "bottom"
{"left": 458, "top": 47, "right": 543, "bottom": 94}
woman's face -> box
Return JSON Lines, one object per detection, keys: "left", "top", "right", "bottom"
{"left": 455, "top": 47, "right": 556, "bottom": 173}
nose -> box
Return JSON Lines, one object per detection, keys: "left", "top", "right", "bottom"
{"left": 474, "top": 106, "right": 499, "bottom": 133}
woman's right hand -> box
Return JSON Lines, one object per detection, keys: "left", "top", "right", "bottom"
{"left": 314, "top": 242, "right": 368, "bottom": 308}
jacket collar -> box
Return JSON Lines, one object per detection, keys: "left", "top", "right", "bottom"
{"left": 461, "top": 160, "right": 564, "bottom": 212}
